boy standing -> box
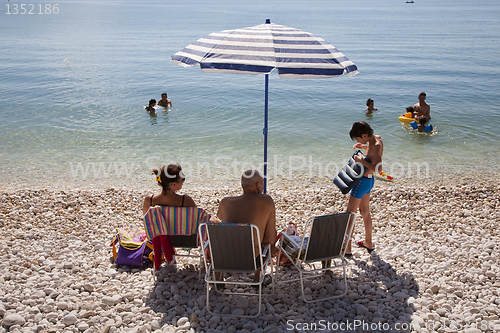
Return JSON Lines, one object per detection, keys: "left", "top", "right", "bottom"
{"left": 345, "top": 121, "right": 383, "bottom": 257}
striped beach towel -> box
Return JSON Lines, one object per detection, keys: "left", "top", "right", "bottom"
{"left": 143, "top": 206, "right": 211, "bottom": 240}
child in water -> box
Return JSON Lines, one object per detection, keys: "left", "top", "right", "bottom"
{"left": 406, "top": 106, "right": 415, "bottom": 118}
{"left": 365, "top": 98, "right": 377, "bottom": 116}
{"left": 145, "top": 99, "right": 156, "bottom": 112}
{"left": 417, "top": 116, "right": 429, "bottom": 132}
{"left": 406, "top": 115, "right": 435, "bottom": 133}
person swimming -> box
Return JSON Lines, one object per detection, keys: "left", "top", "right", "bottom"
{"left": 408, "top": 115, "right": 434, "bottom": 133}
{"left": 365, "top": 98, "right": 378, "bottom": 115}
{"left": 417, "top": 116, "right": 428, "bottom": 132}
{"left": 145, "top": 99, "right": 156, "bottom": 112}
{"left": 157, "top": 93, "right": 172, "bottom": 108}
{"left": 414, "top": 92, "right": 430, "bottom": 119}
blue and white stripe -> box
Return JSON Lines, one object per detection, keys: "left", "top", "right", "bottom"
{"left": 172, "top": 22, "right": 358, "bottom": 79}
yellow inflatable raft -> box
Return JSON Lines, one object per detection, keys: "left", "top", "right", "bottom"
{"left": 398, "top": 112, "right": 418, "bottom": 123}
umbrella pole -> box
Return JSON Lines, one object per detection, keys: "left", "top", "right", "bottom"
{"left": 263, "top": 74, "right": 269, "bottom": 194}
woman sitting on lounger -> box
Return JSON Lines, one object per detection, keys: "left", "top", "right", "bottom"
{"left": 142, "top": 164, "right": 197, "bottom": 266}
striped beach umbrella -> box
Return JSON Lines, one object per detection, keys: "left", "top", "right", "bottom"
{"left": 172, "top": 19, "right": 358, "bottom": 192}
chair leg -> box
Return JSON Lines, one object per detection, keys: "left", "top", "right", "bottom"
{"left": 341, "top": 265, "right": 348, "bottom": 298}
{"left": 270, "top": 256, "right": 274, "bottom": 292}
{"left": 299, "top": 270, "right": 307, "bottom": 302}
{"left": 257, "top": 284, "right": 262, "bottom": 317}
{"left": 206, "top": 280, "right": 211, "bottom": 314}
{"left": 274, "top": 250, "right": 282, "bottom": 287}
{"left": 198, "top": 252, "right": 204, "bottom": 282}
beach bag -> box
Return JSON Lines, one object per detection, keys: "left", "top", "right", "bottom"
{"left": 276, "top": 223, "right": 308, "bottom": 267}
{"left": 333, "top": 150, "right": 365, "bottom": 194}
{"left": 110, "top": 227, "right": 154, "bottom": 266}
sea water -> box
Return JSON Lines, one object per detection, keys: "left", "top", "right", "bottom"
{"left": 1, "top": 0, "right": 500, "bottom": 187}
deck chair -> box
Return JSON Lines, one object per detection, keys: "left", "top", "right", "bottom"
{"left": 143, "top": 206, "right": 212, "bottom": 279}
{"left": 275, "top": 212, "right": 355, "bottom": 303}
{"left": 199, "top": 223, "right": 273, "bottom": 318}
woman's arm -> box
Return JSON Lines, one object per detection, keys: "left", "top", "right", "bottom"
{"left": 142, "top": 195, "right": 151, "bottom": 216}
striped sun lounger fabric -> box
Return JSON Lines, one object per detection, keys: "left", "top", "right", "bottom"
{"left": 143, "top": 206, "right": 211, "bottom": 240}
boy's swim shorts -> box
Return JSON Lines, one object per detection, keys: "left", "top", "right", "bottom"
{"left": 350, "top": 175, "right": 374, "bottom": 199}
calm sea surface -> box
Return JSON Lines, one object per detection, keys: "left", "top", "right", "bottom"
{"left": 1, "top": 0, "right": 500, "bottom": 187}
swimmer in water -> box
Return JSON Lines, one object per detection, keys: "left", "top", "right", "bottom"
{"left": 417, "top": 116, "right": 429, "bottom": 132}
{"left": 145, "top": 99, "right": 156, "bottom": 112}
{"left": 413, "top": 92, "right": 430, "bottom": 119}
{"left": 365, "top": 98, "right": 377, "bottom": 116}
{"left": 157, "top": 93, "right": 172, "bottom": 108}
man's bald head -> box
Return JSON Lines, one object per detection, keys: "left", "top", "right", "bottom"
{"left": 241, "top": 170, "right": 263, "bottom": 192}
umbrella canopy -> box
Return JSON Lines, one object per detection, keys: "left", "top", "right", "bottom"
{"left": 172, "top": 19, "right": 358, "bottom": 191}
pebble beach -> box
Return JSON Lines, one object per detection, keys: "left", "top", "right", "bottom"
{"left": 2, "top": 0, "right": 500, "bottom": 331}
{"left": 1, "top": 178, "right": 499, "bottom": 333}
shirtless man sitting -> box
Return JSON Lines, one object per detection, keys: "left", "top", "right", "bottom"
{"left": 413, "top": 92, "right": 430, "bottom": 119}
{"left": 216, "top": 170, "right": 276, "bottom": 282}
{"left": 157, "top": 93, "right": 172, "bottom": 108}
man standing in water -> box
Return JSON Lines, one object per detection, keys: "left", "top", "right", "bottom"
{"left": 345, "top": 121, "right": 383, "bottom": 257}
{"left": 414, "top": 92, "right": 430, "bottom": 119}
{"left": 157, "top": 93, "right": 172, "bottom": 108}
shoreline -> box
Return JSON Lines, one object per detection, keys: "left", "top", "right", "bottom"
{"left": 1, "top": 180, "right": 499, "bottom": 331}
{"left": 2, "top": 153, "right": 500, "bottom": 192}
{"left": 2, "top": 162, "right": 499, "bottom": 193}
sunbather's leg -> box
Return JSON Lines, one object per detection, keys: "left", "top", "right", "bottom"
{"left": 252, "top": 254, "right": 264, "bottom": 282}
{"left": 252, "top": 256, "right": 271, "bottom": 285}
{"left": 152, "top": 237, "right": 163, "bottom": 270}
{"left": 159, "top": 235, "right": 174, "bottom": 263}
{"left": 253, "top": 270, "right": 272, "bottom": 288}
